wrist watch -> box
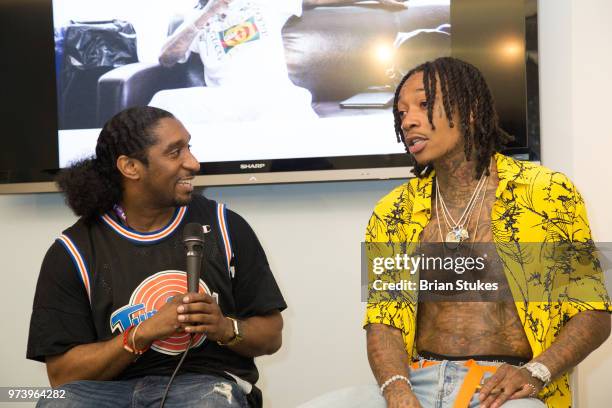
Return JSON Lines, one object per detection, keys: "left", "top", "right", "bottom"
{"left": 522, "top": 362, "right": 551, "bottom": 385}
{"left": 217, "top": 317, "right": 243, "bottom": 346}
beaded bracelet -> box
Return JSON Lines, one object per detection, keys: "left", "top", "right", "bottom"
{"left": 380, "top": 374, "right": 412, "bottom": 395}
{"left": 122, "top": 325, "right": 137, "bottom": 354}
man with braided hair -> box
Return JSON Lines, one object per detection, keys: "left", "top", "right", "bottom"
{"left": 322, "top": 57, "right": 611, "bottom": 408}
{"left": 27, "top": 106, "right": 286, "bottom": 407}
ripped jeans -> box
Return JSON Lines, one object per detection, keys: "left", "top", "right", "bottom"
{"left": 36, "top": 373, "right": 248, "bottom": 408}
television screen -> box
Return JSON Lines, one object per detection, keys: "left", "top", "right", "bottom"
{"left": 0, "top": 0, "right": 538, "bottom": 191}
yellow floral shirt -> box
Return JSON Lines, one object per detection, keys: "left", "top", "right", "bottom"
{"left": 364, "top": 153, "right": 611, "bottom": 408}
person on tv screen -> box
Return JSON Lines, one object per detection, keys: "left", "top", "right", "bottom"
{"left": 152, "top": 0, "right": 408, "bottom": 123}
{"left": 360, "top": 57, "right": 611, "bottom": 408}
{"left": 26, "top": 106, "right": 286, "bottom": 408}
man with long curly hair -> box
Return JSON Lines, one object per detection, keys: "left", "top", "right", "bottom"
{"left": 27, "top": 106, "right": 286, "bottom": 407}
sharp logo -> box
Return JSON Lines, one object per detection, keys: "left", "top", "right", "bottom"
{"left": 240, "top": 163, "right": 266, "bottom": 170}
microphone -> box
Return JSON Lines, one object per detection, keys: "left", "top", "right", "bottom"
{"left": 183, "top": 223, "right": 204, "bottom": 293}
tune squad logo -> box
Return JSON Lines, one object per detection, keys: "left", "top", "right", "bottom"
{"left": 110, "top": 270, "right": 213, "bottom": 355}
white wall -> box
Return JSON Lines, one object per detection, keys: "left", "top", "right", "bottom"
{"left": 1, "top": 0, "right": 611, "bottom": 407}
{"left": 539, "top": 0, "right": 612, "bottom": 407}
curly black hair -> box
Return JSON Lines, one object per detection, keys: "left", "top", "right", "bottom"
{"left": 56, "top": 107, "right": 175, "bottom": 219}
{"left": 392, "top": 57, "right": 513, "bottom": 179}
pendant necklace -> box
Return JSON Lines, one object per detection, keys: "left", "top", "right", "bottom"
{"left": 436, "top": 175, "right": 489, "bottom": 251}
{"left": 436, "top": 172, "right": 487, "bottom": 244}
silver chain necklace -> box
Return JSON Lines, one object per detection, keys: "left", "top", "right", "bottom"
{"left": 436, "top": 174, "right": 489, "bottom": 253}
{"left": 436, "top": 172, "right": 487, "bottom": 243}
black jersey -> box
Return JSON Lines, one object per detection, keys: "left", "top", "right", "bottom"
{"left": 27, "top": 195, "right": 286, "bottom": 386}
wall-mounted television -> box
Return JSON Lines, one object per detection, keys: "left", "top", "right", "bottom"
{"left": 0, "top": 0, "right": 538, "bottom": 193}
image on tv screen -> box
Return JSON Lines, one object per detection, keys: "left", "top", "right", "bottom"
{"left": 53, "top": 0, "right": 450, "bottom": 167}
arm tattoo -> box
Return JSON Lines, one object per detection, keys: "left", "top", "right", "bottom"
{"left": 159, "top": 10, "right": 216, "bottom": 67}
{"left": 366, "top": 323, "right": 411, "bottom": 385}
{"left": 533, "top": 311, "right": 611, "bottom": 379}
{"left": 159, "top": 24, "right": 200, "bottom": 67}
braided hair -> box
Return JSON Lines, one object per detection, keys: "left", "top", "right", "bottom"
{"left": 392, "top": 57, "right": 513, "bottom": 179}
{"left": 57, "top": 107, "right": 175, "bottom": 219}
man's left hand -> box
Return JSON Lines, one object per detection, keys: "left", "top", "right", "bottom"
{"left": 176, "top": 293, "right": 233, "bottom": 343}
{"left": 479, "top": 364, "right": 543, "bottom": 408}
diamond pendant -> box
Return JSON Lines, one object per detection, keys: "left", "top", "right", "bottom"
{"left": 445, "top": 227, "right": 468, "bottom": 243}
{"left": 444, "top": 232, "right": 460, "bottom": 250}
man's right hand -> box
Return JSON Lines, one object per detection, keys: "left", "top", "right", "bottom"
{"left": 388, "top": 396, "right": 423, "bottom": 408}
{"left": 385, "top": 384, "right": 423, "bottom": 408}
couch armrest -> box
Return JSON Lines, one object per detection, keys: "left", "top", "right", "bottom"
{"left": 97, "top": 61, "right": 195, "bottom": 126}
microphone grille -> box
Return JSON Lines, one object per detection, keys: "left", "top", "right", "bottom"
{"left": 183, "top": 222, "right": 204, "bottom": 243}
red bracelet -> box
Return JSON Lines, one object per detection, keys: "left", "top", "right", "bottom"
{"left": 122, "top": 324, "right": 150, "bottom": 355}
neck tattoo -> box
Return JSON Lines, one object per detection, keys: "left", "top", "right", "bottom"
{"left": 435, "top": 159, "right": 491, "bottom": 249}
